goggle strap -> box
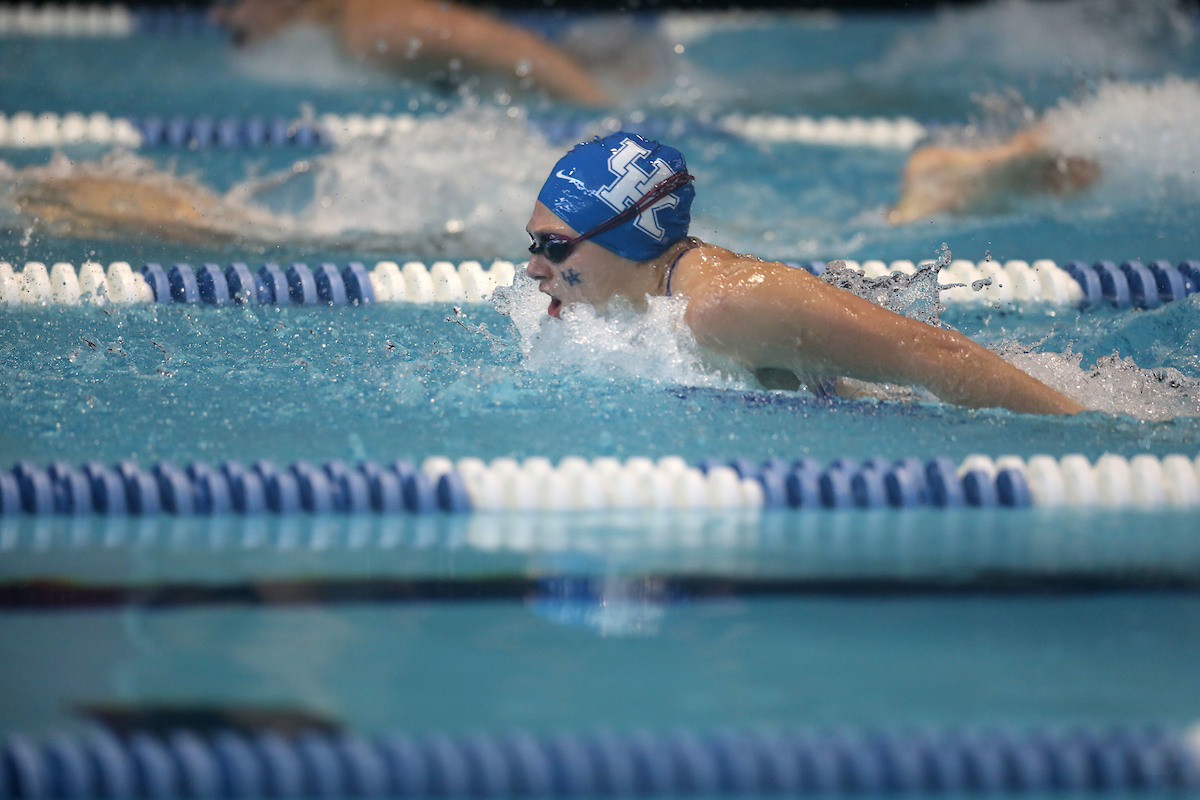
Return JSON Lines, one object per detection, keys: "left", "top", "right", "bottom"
{"left": 562, "top": 171, "right": 694, "bottom": 252}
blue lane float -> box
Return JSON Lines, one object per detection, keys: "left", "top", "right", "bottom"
{"left": 0, "top": 724, "right": 1196, "bottom": 798}
{"left": 0, "top": 452, "right": 1122, "bottom": 517}
{"left": 131, "top": 6, "right": 222, "bottom": 35}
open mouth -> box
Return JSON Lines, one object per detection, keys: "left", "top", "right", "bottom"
{"left": 547, "top": 297, "right": 562, "bottom": 318}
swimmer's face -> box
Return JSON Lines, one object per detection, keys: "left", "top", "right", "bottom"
{"left": 525, "top": 202, "right": 639, "bottom": 318}
{"left": 211, "top": 0, "right": 307, "bottom": 45}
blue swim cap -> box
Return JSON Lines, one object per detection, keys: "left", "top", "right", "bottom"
{"left": 537, "top": 132, "right": 695, "bottom": 262}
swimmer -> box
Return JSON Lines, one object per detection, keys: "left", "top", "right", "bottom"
{"left": 6, "top": 156, "right": 282, "bottom": 244}
{"left": 212, "top": 0, "right": 613, "bottom": 106}
{"left": 527, "top": 132, "right": 1085, "bottom": 415}
{"left": 888, "top": 125, "right": 1100, "bottom": 223}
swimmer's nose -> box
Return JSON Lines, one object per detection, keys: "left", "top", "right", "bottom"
{"left": 525, "top": 258, "right": 551, "bottom": 282}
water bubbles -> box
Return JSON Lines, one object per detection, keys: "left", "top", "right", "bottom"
{"left": 1004, "top": 344, "right": 1200, "bottom": 421}
{"left": 1045, "top": 77, "right": 1200, "bottom": 201}
{"left": 238, "top": 107, "right": 558, "bottom": 256}
{"left": 496, "top": 273, "right": 751, "bottom": 390}
{"left": 821, "top": 247, "right": 949, "bottom": 329}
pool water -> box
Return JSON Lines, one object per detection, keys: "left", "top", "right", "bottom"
{"left": 2, "top": 0, "right": 1200, "bottom": 789}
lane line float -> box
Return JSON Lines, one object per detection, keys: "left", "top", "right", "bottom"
{"left": 3, "top": 452, "right": 1199, "bottom": 516}
{"left": 3, "top": 258, "right": 1192, "bottom": 310}
{"left": 0, "top": 723, "right": 1196, "bottom": 797}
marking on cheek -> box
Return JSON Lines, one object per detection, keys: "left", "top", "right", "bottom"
{"left": 562, "top": 268, "right": 583, "bottom": 286}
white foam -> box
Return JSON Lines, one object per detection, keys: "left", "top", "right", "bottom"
{"left": 1002, "top": 345, "right": 1200, "bottom": 421}
{"left": 495, "top": 273, "right": 750, "bottom": 389}
{"left": 236, "top": 107, "right": 558, "bottom": 257}
{"left": 1044, "top": 77, "right": 1200, "bottom": 195}
{"left": 873, "top": 0, "right": 1192, "bottom": 78}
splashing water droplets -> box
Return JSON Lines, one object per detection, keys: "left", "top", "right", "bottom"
{"left": 1003, "top": 343, "right": 1200, "bottom": 421}
{"left": 821, "top": 245, "right": 951, "bottom": 328}
{"left": 494, "top": 273, "right": 750, "bottom": 389}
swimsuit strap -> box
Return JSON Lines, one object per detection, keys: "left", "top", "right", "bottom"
{"left": 664, "top": 238, "right": 701, "bottom": 297}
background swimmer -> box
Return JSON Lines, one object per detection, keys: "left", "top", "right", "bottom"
{"left": 529, "top": 132, "right": 1084, "bottom": 415}
{"left": 5, "top": 155, "right": 284, "bottom": 245}
{"left": 213, "top": 0, "right": 613, "bottom": 106}
{"left": 889, "top": 124, "right": 1100, "bottom": 224}
{"left": 1, "top": 112, "right": 555, "bottom": 254}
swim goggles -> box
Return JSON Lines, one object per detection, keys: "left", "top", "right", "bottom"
{"left": 529, "top": 170, "right": 695, "bottom": 264}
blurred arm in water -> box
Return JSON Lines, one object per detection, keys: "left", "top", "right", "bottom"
{"left": 213, "top": 0, "right": 613, "bottom": 106}
{"left": 11, "top": 164, "right": 280, "bottom": 244}
{"left": 887, "top": 125, "right": 1100, "bottom": 224}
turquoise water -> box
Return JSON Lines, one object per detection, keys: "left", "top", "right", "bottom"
{"left": 2, "top": 1, "right": 1200, "bottom": 769}
{"left": 2, "top": 301, "right": 1200, "bottom": 468}
{"left": 5, "top": 594, "right": 1200, "bottom": 736}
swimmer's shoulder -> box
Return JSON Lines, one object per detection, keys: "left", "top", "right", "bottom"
{"left": 669, "top": 239, "right": 817, "bottom": 299}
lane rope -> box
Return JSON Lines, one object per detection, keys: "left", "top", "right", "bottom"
{"left": 0, "top": 260, "right": 516, "bottom": 306}
{"left": 0, "top": 111, "right": 928, "bottom": 150}
{"left": 2, "top": 451, "right": 1199, "bottom": 516}
{"left": 797, "top": 258, "right": 1198, "bottom": 309}
{"left": 0, "top": 723, "right": 1196, "bottom": 796}
{"left": 0, "top": 4, "right": 217, "bottom": 36}
{"left": 2, "top": 258, "right": 1193, "bottom": 310}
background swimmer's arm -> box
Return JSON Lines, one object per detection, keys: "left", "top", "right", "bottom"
{"left": 888, "top": 125, "right": 1099, "bottom": 223}
{"left": 16, "top": 173, "right": 261, "bottom": 244}
{"left": 676, "top": 256, "right": 1084, "bottom": 415}
{"left": 338, "top": 0, "right": 612, "bottom": 106}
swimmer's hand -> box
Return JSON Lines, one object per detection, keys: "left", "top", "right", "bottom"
{"left": 673, "top": 247, "right": 1084, "bottom": 415}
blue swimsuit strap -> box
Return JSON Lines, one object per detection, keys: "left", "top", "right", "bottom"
{"left": 664, "top": 239, "right": 701, "bottom": 298}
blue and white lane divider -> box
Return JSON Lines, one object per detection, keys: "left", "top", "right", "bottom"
{"left": 0, "top": 111, "right": 927, "bottom": 150}
{"left": 1, "top": 723, "right": 1197, "bottom": 797}
{"left": 0, "top": 260, "right": 517, "bottom": 306}
{"left": 3, "top": 452, "right": 1199, "bottom": 516}
{"left": 4, "top": 258, "right": 1195, "bottom": 310}
{"left": 806, "top": 257, "right": 1200, "bottom": 310}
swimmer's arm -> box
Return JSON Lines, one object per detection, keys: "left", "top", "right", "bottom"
{"left": 338, "top": 0, "right": 612, "bottom": 106}
{"left": 679, "top": 258, "right": 1084, "bottom": 414}
{"left": 888, "top": 124, "right": 1085, "bottom": 224}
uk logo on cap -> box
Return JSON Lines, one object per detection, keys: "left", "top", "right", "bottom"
{"left": 596, "top": 138, "right": 681, "bottom": 241}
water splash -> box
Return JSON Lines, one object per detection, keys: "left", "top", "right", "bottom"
{"left": 1044, "top": 77, "right": 1200, "bottom": 196}
{"left": 494, "top": 272, "right": 750, "bottom": 389}
{"left": 820, "top": 244, "right": 951, "bottom": 328}
{"left": 1002, "top": 343, "right": 1200, "bottom": 421}
{"left": 237, "top": 107, "right": 559, "bottom": 257}
{"left": 873, "top": 0, "right": 1192, "bottom": 80}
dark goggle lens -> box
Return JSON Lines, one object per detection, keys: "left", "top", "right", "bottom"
{"left": 529, "top": 234, "right": 573, "bottom": 263}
